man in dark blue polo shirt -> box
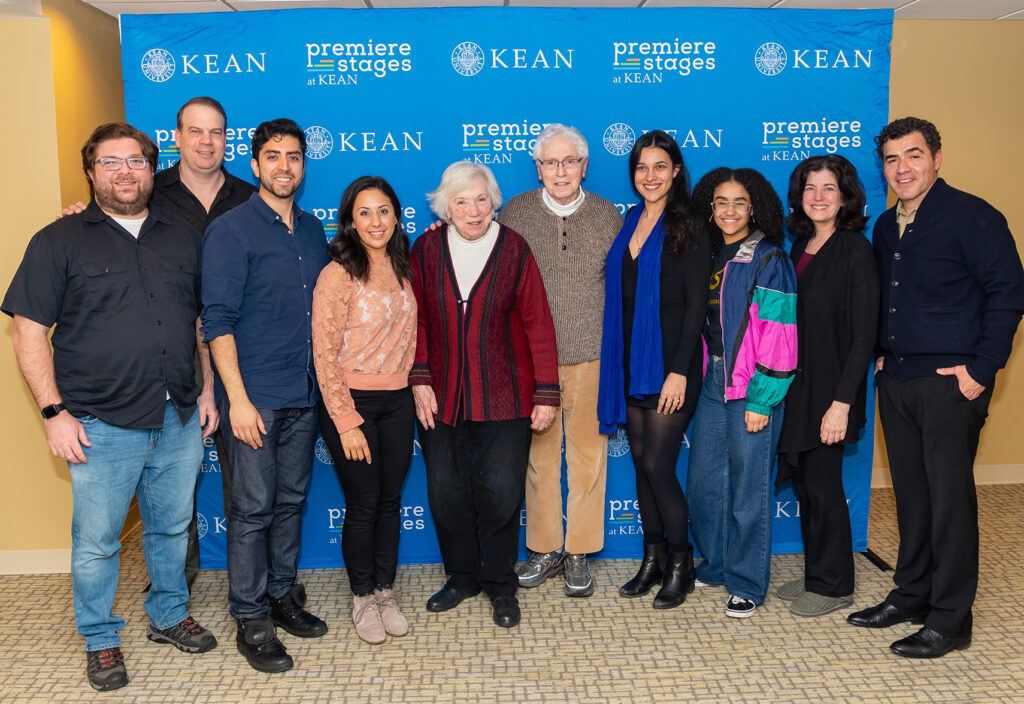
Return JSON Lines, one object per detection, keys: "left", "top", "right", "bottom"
{"left": 3, "top": 123, "right": 219, "bottom": 692}
{"left": 202, "top": 118, "right": 330, "bottom": 674}
{"left": 848, "top": 117, "right": 1024, "bottom": 658}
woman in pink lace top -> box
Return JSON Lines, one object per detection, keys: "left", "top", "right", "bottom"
{"left": 312, "top": 176, "right": 416, "bottom": 645}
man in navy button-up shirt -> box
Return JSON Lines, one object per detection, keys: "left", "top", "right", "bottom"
{"left": 201, "top": 119, "right": 330, "bottom": 674}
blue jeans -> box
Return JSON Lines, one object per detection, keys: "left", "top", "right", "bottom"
{"left": 69, "top": 401, "right": 202, "bottom": 651}
{"left": 220, "top": 399, "right": 317, "bottom": 620}
{"left": 687, "top": 357, "right": 783, "bottom": 603}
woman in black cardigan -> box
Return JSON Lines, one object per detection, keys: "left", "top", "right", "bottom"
{"left": 776, "top": 155, "right": 879, "bottom": 617}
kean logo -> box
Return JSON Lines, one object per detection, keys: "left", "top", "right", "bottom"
{"left": 197, "top": 513, "right": 209, "bottom": 539}
{"left": 305, "top": 126, "right": 334, "bottom": 160}
{"left": 607, "top": 427, "right": 631, "bottom": 457}
{"left": 315, "top": 436, "right": 334, "bottom": 465}
{"left": 754, "top": 42, "right": 787, "bottom": 76}
{"left": 603, "top": 123, "right": 636, "bottom": 157}
{"left": 141, "top": 48, "right": 175, "bottom": 82}
{"left": 452, "top": 41, "right": 485, "bottom": 76}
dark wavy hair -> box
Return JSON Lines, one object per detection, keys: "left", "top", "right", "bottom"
{"left": 251, "top": 118, "right": 306, "bottom": 160}
{"left": 692, "top": 167, "right": 784, "bottom": 254}
{"left": 329, "top": 176, "right": 410, "bottom": 286}
{"left": 874, "top": 116, "right": 941, "bottom": 160}
{"left": 81, "top": 122, "right": 158, "bottom": 197}
{"left": 786, "top": 155, "right": 868, "bottom": 239}
{"left": 628, "top": 130, "right": 693, "bottom": 253}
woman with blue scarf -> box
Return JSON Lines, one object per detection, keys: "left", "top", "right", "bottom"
{"left": 598, "top": 130, "right": 711, "bottom": 609}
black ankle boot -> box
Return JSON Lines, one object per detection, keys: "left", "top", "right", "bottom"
{"left": 653, "top": 545, "right": 696, "bottom": 609}
{"left": 619, "top": 542, "right": 666, "bottom": 597}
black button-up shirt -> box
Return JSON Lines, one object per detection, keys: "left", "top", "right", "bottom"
{"left": 201, "top": 193, "right": 329, "bottom": 410}
{"left": 2, "top": 201, "right": 203, "bottom": 429}
{"left": 152, "top": 162, "right": 256, "bottom": 234}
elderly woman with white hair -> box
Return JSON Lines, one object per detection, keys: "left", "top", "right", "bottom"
{"left": 410, "top": 161, "right": 560, "bottom": 628}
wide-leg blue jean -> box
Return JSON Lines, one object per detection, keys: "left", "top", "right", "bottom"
{"left": 687, "top": 357, "right": 783, "bottom": 604}
{"left": 69, "top": 401, "right": 202, "bottom": 651}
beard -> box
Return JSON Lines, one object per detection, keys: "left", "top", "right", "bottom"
{"left": 93, "top": 176, "right": 153, "bottom": 217}
{"left": 259, "top": 171, "right": 301, "bottom": 200}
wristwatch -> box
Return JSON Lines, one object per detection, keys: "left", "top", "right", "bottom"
{"left": 41, "top": 403, "right": 66, "bottom": 419}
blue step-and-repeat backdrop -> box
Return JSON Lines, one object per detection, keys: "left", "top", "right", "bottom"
{"left": 120, "top": 7, "right": 893, "bottom": 569}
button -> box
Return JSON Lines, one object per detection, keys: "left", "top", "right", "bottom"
{"left": 891, "top": 280, "right": 899, "bottom": 287}
{"left": 149, "top": 293, "right": 154, "bottom": 298}
{"left": 307, "top": 312, "right": 311, "bottom": 316}
{"left": 562, "top": 231, "right": 567, "bottom": 236}
{"left": 898, "top": 356, "right": 904, "bottom": 362}
{"left": 299, "top": 256, "right": 303, "bottom": 260}
{"left": 889, "top": 307, "right": 896, "bottom": 313}
{"left": 303, "top": 284, "right": 307, "bottom": 288}
{"left": 894, "top": 252, "right": 902, "bottom": 260}
{"left": 562, "top": 245, "right": 567, "bottom": 250}
{"left": 142, "top": 266, "right": 147, "bottom": 271}
{"left": 888, "top": 335, "right": 895, "bottom": 342}
{"left": 156, "top": 321, "right": 161, "bottom": 325}
{"left": 161, "top": 349, "right": 167, "bottom": 355}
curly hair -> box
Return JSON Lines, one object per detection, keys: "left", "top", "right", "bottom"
{"left": 628, "top": 130, "right": 694, "bottom": 253}
{"left": 874, "top": 116, "right": 941, "bottom": 160}
{"left": 329, "top": 176, "right": 411, "bottom": 286}
{"left": 786, "top": 154, "right": 868, "bottom": 239}
{"left": 692, "top": 167, "right": 784, "bottom": 254}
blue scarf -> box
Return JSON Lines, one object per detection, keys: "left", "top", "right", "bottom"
{"left": 597, "top": 206, "right": 666, "bottom": 433}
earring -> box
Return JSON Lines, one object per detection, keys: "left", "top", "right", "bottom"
{"left": 708, "top": 212, "right": 714, "bottom": 222}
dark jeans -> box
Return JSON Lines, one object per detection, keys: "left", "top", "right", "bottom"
{"left": 877, "top": 373, "right": 991, "bottom": 637}
{"left": 318, "top": 389, "right": 414, "bottom": 595}
{"left": 792, "top": 443, "right": 854, "bottom": 597}
{"left": 419, "top": 417, "right": 532, "bottom": 599}
{"left": 625, "top": 405, "right": 694, "bottom": 552}
{"left": 220, "top": 397, "right": 318, "bottom": 620}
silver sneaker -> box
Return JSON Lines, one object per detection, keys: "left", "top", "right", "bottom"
{"left": 515, "top": 549, "right": 564, "bottom": 587}
{"left": 563, "top": 553, "right": 595, "bottom": 597}
{"left": 774, "top": 578, "right": 808, "bottom": 601}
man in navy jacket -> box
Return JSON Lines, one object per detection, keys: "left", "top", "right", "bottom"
{"left": 847, "top": 117, "right": 1024, "bottom": 658}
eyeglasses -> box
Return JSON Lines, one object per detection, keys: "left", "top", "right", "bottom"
{"left": 711, "top": 200, "right": 752, "bottom": 214}
{"left": 94, "top": 157, "right": 150, "bottom": 171}
{"left": 537, "top": 157, "right": 584, "bottom": 172}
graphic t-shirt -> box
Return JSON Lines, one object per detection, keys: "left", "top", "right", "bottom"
{"left": 704, "top": 236, "right": 747, "bottom": 357}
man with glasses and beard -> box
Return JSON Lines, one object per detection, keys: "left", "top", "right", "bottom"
{"left": 3, "top": 122, "right": 218, "bottom": 692}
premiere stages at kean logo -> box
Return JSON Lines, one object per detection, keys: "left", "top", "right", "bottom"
{"left": 761, "top": 117, "right": 864, "bottom": 160}
{"left": 611, "top": 37, "right": 717, "bottom": 83}
{"left": 306, "top": 38, "right": 413, "bottom": 85}
{"left": 461, "top": 119, "right": 549, "bottom": 164}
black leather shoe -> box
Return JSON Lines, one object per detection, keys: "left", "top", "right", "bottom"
{"left": 426, "top": 583, "right": 482, "bottom": 612}
{"left": 270, "top": 583, "right": 328, "bottom": 638}
{"left": 491, "top": 596, "right": 521, "bottom": 628}
{"left": 847, "top": 602, "right": 928, "bottom": 628}
{"left": 653, "top": 546, "right": 696, "bottom": 609}
{"left": 619, "top": 542, "right": 666, "bottom": 598}
{"left": 890, "top": 626, "right": 971, "bottom": 658}
{"left": 236, "top": 619, "right": 293, "bottom": 673}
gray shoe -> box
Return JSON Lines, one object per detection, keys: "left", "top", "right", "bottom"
{"left": 563, "top": 553, "right": 595, "bottom": 597}
{"left": 515, "top": 548, "right": 564, "bottom": 587}
{"left": 789, "top": 591, "right": 854, "bottom": 617}
{"left": 774, "top": 578, "right": 808, "bottom": 601}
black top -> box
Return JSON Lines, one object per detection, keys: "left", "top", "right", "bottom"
{"left": 621, "top": 227, "right": 711, "bottom": 412}
{"left": 777, "top": 229, "right": 879, "bottom": 479}
{"left": 2, "top": 201, "right": 203, "bottom": 429}
{"left": 704, "top": 237, "right": 746, "bottom": 357}
{"left": 152, "top": 162, "right": 256, "bottom": 234}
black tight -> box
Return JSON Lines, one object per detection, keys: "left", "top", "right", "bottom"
{"left": 625, "top": 405, "right": 693, "bottom": 551}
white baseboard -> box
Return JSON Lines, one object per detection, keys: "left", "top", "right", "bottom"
{"left": 872, "top": 463, "right": 1024, "bottom": 488}
{"left": 0, "top": 548, "right": 71, "bottom": 575}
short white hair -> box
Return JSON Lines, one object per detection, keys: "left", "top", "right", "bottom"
{"left": 428, "top": 161, "right": 503, "bottom": 222}
{"left": 532, "top": 123, "right": 589, "bottom": 162}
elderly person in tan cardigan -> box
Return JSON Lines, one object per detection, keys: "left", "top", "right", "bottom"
{"left": 499, "top": 124, "right": 623, "bottom": 597}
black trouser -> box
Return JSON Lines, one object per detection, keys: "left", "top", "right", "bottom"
{"left": 318, "top": 389, "right": 415, "bottom": 595}
{"left": 183, "top": 430, "right": 232, "bottom": 589}
{"left": 792, "top": 443, "right": 853, "bottom": 597}
{"left": 877, "top": 373, "right": 992, "bottom": 637}
{"left": 419, "top": 417, "right": 532, "bottom": 599}
{"left": 625, "top": 405, "right": 693, "bottom": 552}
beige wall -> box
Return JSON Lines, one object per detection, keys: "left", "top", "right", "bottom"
{"left": 0, "top": 0, "right": 123, "bottom": 559}
{"left": 874, "top": 20, "right": 1024, "bottom": 471}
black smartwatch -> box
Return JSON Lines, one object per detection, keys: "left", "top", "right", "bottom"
{"left": 41, "top": 403, "right": 66, "bottom": 419}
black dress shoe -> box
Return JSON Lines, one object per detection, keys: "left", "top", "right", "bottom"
{"left": 270, "top": 583, "right": 328, "bottom": 638}
{"left": 890, "top": 626, "right": 971, "bottom": 658}
{"left": 653, "top": 546, "right": 696, "bottom": 610}
{"left": 619, "top": 542, "right": 666, "bottom": 598}
{"left": 426, "top": 583, "right": 482, "bottom": 612}
{"left": 236, "top": 619, "right": 293, "bottom": 673}
{"left": 491, "top": 596, "right": 521, "bottom": 628}
{"left": 847, "top": 602, "right": 928, "bottom": 628}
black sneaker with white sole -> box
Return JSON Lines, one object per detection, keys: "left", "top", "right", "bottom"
{"left": 725, "top": 595, "right": 757, "bottom": 618}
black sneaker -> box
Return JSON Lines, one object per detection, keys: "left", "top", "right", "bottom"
{"left": 86, "top": 647, "right": 128, "bottom": 691}
{"left": 725, "top": 595, "right": 757, "bottom": 618}
{"left": 146, "top": 615, "right": 218, "bottom": 653}
{"left": 270, "top": 583, "right": 328, "bottom": 638}
{"left": 236, "top": 619, "right": 293, "bottom": 673}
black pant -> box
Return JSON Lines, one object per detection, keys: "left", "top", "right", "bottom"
{"left": 792, "top": 443, "right": 853, "bottom": 597}
{"left": 318, "top": 389, "right": 414, "bottom": 595}
{"left": 625, "top": 405, "right": 693, "bottom": 552}
{"left": 877, "top": 373, "right": 992, "bottom": 636}
{"left": 419, "top": 417, "right": 531, "bottom": 599}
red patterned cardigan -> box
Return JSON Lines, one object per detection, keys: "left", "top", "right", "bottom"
{"left": 409, "top": 223, "right": 560, "bottom": 425}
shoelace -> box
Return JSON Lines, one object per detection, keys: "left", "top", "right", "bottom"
{"left": 565, "top": 555, "right": 589, "bottom": 580}
{"left": 88, "top": 648, "right": 124, "bottom": 672}
{"left": 375, "top": 590, "right": 401, "bottom": 612}
{"left": 354, "top": 599, "right": 380, "bottom": 625}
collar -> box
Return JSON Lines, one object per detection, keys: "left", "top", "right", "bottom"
{"left": 541, "top": 187, "right": 586, "bottom": 217}
{"left": 731, "top": 230, "right": 766, "bottom": 263}
{"left": 82, "top": 198, "right": 172, "bottom": 228}
{"left": 248, "top": 191, "right": 305, "bottom": 227}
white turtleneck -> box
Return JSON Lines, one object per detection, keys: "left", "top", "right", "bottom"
{"left": 541, "top": 187, "right": 586, "bottom": 217}
{"left": 448, "top": 220, "right": 500, "bottom": 299}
